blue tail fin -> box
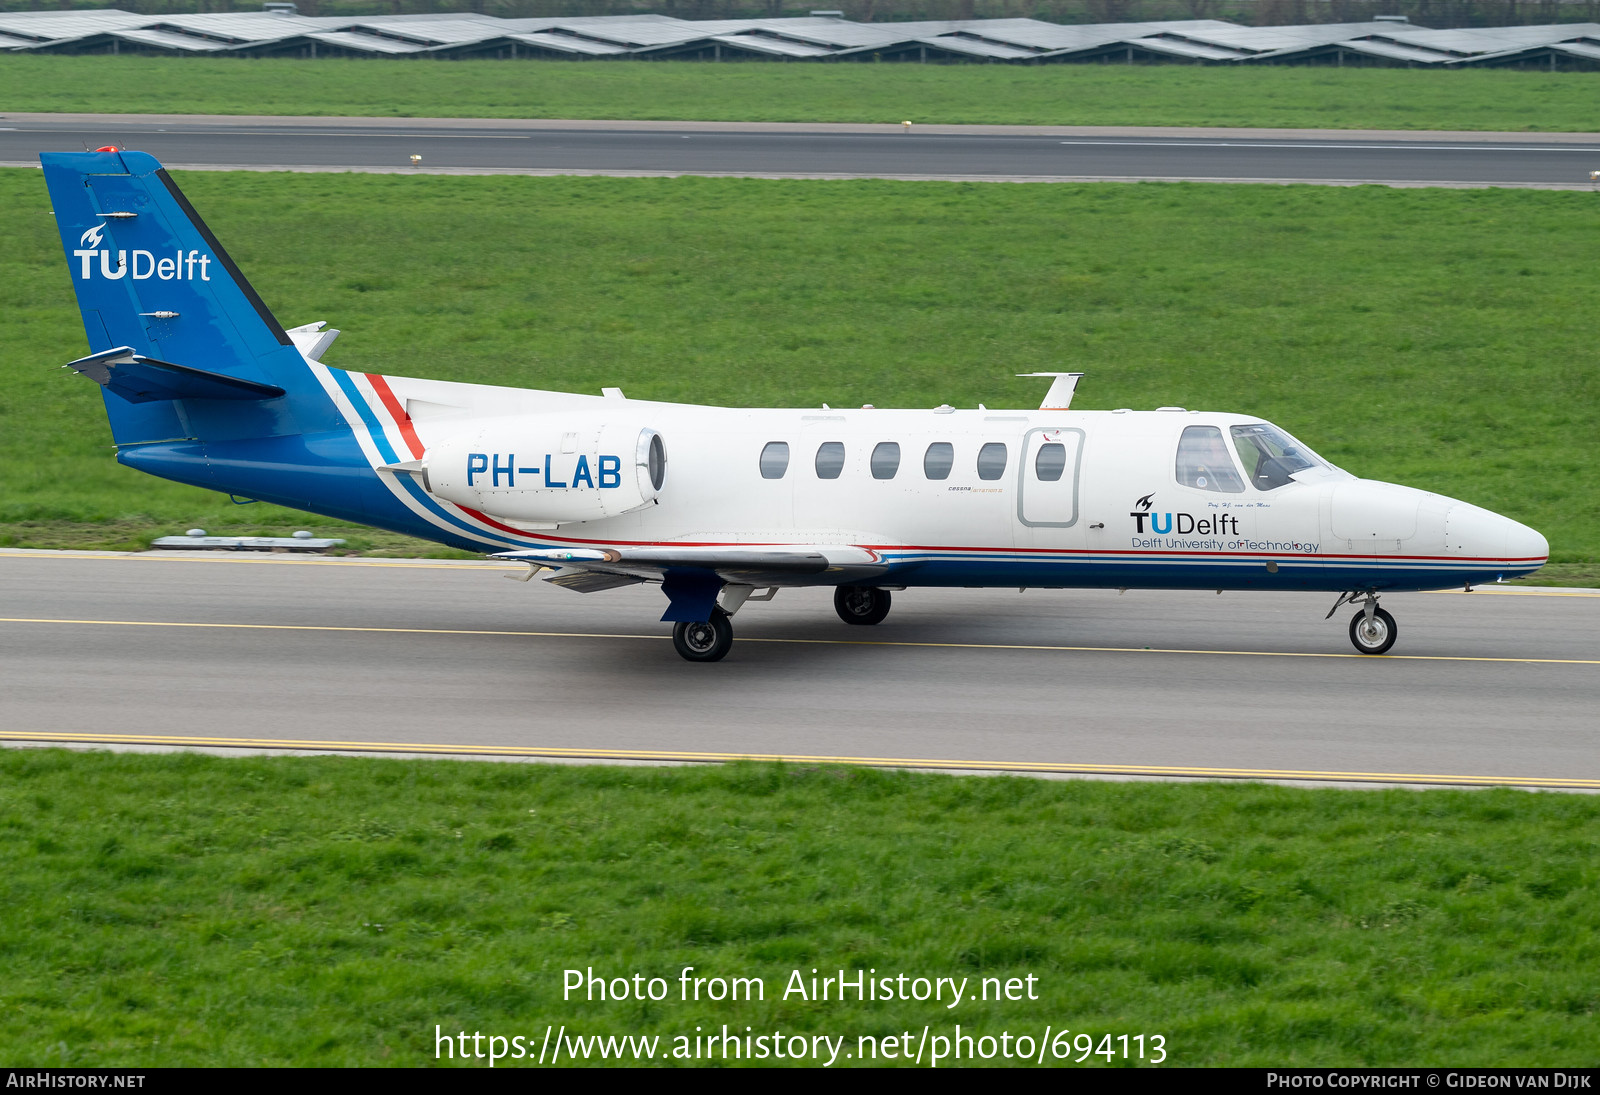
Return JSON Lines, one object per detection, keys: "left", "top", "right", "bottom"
{"left": 40, "top": 149, "right": 339, "bottom": 448}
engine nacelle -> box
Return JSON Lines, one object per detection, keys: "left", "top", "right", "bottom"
{"left": 424, "top": 413, "right": 666, "bottom": 526}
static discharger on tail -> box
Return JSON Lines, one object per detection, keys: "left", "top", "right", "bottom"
{"left": 41, "top": 148, "right": 1549, "bottom": 663}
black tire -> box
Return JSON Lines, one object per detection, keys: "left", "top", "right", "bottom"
{"left": 834, "top": 585, "right": 892, "bottom": 626}
{"left": 1348, "top": 606, "right": 1397, "bottom": 656}
{"left": 672, "top": 609, "right": 733, "bottom": 663}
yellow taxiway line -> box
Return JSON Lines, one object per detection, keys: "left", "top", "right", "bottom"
{"left": 1, "top": 616, "right": 1596, "bottom": 665}
{"left": 1, "top": 730, "right": 1595, "bottom": 790}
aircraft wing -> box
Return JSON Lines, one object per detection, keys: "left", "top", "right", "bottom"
{"left": 491, "top": 543, "right": 886, "bottom": 589}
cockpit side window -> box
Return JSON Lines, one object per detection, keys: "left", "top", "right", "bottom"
{"left": 1230, "top": 423, "right": 1320, "bottom": 491}
{"left": 1175, "top": 425, "right": 1245, "bottom": 493}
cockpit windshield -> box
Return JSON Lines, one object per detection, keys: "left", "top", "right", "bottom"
{"left": 1230, "top": 423, "right": 1323, "bottom": 491}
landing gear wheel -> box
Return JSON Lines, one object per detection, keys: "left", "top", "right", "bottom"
{"left": 1349, "top": 607, "right": 1397, "bottom": 655}
{"left": 672, "top": 609, "right": 733, "bottom": 663}
{"left": 834, "top": 585, "right": 892, "bottom": 626}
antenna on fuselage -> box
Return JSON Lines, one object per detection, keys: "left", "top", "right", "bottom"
{"left": 1016, "top": 372, "right": 1084, "bottom": 411}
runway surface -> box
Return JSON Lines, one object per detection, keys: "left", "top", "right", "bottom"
{"left": 2, "top": 551, "right": 1596, "bottom": 788}
{"left": 6, "top": 113, "right": 1600, "bottom": 188}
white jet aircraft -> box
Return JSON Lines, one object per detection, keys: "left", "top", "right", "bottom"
{"left": 43, "top": 149, "right": 1549, "bottom": 662}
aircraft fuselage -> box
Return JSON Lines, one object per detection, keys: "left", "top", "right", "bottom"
{"left": 279, "top": 365, "right": 1546, "bottom": 596}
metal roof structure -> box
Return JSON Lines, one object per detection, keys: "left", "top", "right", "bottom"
{"left": 1274, "top": 23, "right": 1600, "bottom": 66}
{"left": 0, "top": 8, "right": 153, "bottom": 49}
{"left": 1123, "top": 21, "right": 1434, "bottom": 62}
{"left": 5, "top": 9, "right": 1600, "bottom": 66}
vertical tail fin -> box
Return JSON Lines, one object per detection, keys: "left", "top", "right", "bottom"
{"left": 40, "top": 149, "right": 338, "bottom": 447}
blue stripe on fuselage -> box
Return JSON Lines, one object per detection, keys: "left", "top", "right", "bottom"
{"left": 884, "top": 557, "right": 1535, "bottom": 592}
{"left": 324, "top": 367, "right": 532, "bottom": 551}
{"left": 327, "top": 368, "right": 399, "bottom": 466}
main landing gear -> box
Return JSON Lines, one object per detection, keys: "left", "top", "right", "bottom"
{"left": 834, "top": 585, "right": 892, "bottom": 626}
{"left": 670, "top": 586, "right": 892, "bottom": 663}
{"left": 1327, "top": 590, "right": 1397, "bottom": 656}
{"left": 672, "top": 608, "right": 734, "bottom": 663}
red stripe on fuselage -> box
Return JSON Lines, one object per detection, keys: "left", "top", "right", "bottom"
{"left": 459, "top": 506, "right": 554, "bottom": 541}
{"left": 365, "top": 374, "right": 425, "bottom": 461}
{"left": 362, "top": 373, "right": 547, "bottom": 542}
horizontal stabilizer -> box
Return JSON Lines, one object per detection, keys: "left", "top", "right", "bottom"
{"left": 65, "top": 346, "right": 287, "bottom": 404}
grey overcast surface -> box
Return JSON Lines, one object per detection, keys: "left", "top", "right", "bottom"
{"left": 2, "top": 554, "right": 1596, "bottom": 787}
{"left": 5, "top": 114, "right": 1600, "bottom": 187}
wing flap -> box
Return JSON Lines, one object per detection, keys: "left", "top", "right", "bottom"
{"left": 492, "top": 544, "right": 885, "bottom": 588}
{"left": 494, "top": 546, "right": 833, "bottom": 574}
{"left": 542, "top": 568, "right": 647, "bottom": 593}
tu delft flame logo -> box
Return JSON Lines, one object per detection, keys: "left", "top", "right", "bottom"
{"left": 79, "top": 222, "right": 107, "bottom": 248}
{"left": 1134, "top": 493, "right": 1154, "bottom": 513}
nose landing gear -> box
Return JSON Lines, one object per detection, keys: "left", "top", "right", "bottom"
{"left": 1327, "top": 590, "right": 1397, "bottom": 656}
{"left": 1349, "top": 605, "right": 1397, "bottom": 655}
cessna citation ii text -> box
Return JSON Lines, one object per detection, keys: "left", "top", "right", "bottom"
{"left": 44, "top": 150, "right": 1549, "bottom": 662}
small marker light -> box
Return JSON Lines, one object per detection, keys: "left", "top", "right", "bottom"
{"left": 409, "top": 154, "right": 422, "bottom": 167}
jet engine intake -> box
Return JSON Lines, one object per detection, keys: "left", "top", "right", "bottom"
{"left": 423, "top": 414, "right": 665, "bottom": 525}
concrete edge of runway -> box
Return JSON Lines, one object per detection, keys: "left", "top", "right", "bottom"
{"left": 3, "top": 160, "right": 1594, "bottom": 191}
{"left": 6, "top": 112, "right": 1600, "bottom": 143}
{"left": 3, "top": 735, "right": 1597, "bottom": 794}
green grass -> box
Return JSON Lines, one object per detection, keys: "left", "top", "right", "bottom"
{"left": 3, "top": 168, "right": 1594, "bottom": 572}
{"left": 3, "top": 749, "right": 1598, "bottom": 1066}
{"left": 6, "top": 54, "right": 1600, "bottom": 130}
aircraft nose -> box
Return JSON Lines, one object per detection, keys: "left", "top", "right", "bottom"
{"left": 1505, "top": 517, "right": 1550, "bottom": 564}
{"left": 1445, "top": 502, "right": 1548, "bottom": 565}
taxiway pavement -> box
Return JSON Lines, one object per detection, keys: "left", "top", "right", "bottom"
{"left": 6, "top": 113, "right": 1600, "bottom": 188}
{"left": 2, "top": 551, "right": 1595, "bottom": 788}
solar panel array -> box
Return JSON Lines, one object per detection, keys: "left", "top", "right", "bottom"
{"left": 2, "top": 9, "right": 1597, "bottom": 66}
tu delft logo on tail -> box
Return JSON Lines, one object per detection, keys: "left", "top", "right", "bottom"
{"left": 74, "top": 220, "right": 213, "bottom": 283}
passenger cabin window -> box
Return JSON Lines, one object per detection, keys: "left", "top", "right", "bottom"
{"left": 1176, "top": 425, "right": 1245, "bottom": 493}
{"left": 759, "top": 441, "right": 789, "bottom": 480}
{"left": 815, "top": 441, "right": 846, "bottom": 480}
{"left": 976, "top": 442, "right": 1008, "bottom": 481}
{"left": 870, "top": 442, "right": 900, "bottom": 480}
{"left": 1231, "top": 423, "right": 1319, "bottom": 491}
{"left": 924, "top": 442, "right": 954, "bottom": 480}
{"left": 1034, "top": 443, "right": 1067, "bottom": 482}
